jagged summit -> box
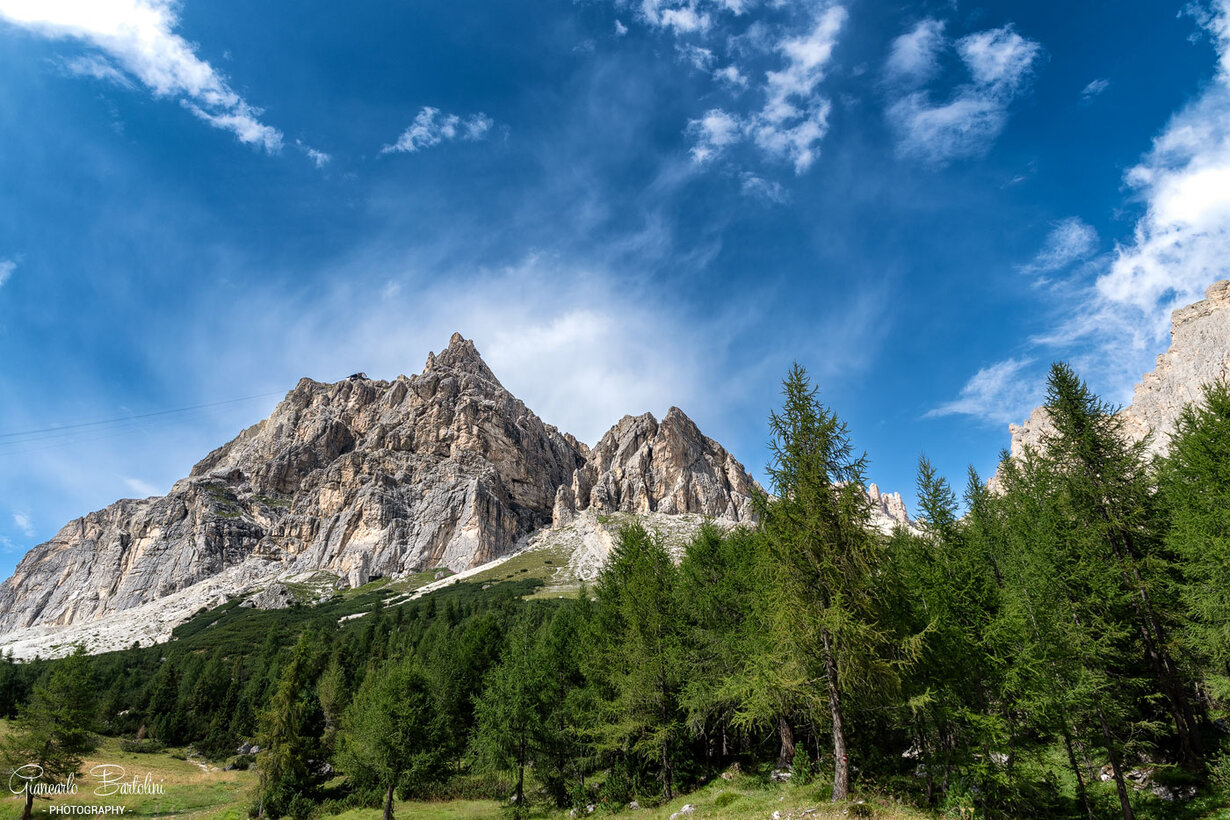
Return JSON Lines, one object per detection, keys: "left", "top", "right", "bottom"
{"left": 0, "top": 334, "right": 761, "bottom": 653}
{"left": 424, "top": 332, "right": 502, "bottom": 387}
{"left": 552, "top": 405, "right": 758, "bottom": 527}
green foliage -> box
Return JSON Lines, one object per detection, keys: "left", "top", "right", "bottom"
{"left": 791, "top": 745, "right": 813, "bottom": 785}
{"left": 255, "top": 633, "right": 326, "bottom": 819}
{"left": 337, "top": 657, "right": 442, "bottom": 820}
{"left": 1159, "top": 380, "right": 1230, "bottom": 691}
{"left": 17, "top": 362, "right": 1230, "bottom": 819}
{"left": 0, "top": 646, "right": 99, "bottom": 820}
{"left": 589, "top": 523, "right": 686, "bottom": 800}
{"left": 755, "top": 364, "right": 908, "bottom": 801}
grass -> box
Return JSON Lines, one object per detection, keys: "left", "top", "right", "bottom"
{"left": 0, "top": 727, "right": 254, "bottom": 820}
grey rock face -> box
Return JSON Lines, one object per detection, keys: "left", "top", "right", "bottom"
{"left": 995, "top": 279, "right": 1230, "bottom": 487}
{"left": 0, "top": 334, "right": 586, "bottom": 634}
{"left": 0, "top": 334, "right": 761, "bottom": 638}
{"left": 552, "top": 407, "right": 758, "bottom": 527}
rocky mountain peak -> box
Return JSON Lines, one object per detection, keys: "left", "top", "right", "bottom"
{"left": 0, "top": 334, "right": 763, "bottom": 653}
{"left": 995, "top": 278, "right": 1230, "bottom": 487}
{"left": 552, "top": 406, "right": 758, "bottom": 527}
{"left": 424, "top": 332, "right": 502, "bottom": 387}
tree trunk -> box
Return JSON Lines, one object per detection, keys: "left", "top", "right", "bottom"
{"left": 1061, "top": 725, "right": 1094, "bottom": 820}
{"left": 777, "top": 715, "right": 796, "bottom": 769}
{"left": 516, "top": 735, "right": 526, "bottom": 808}
{"left": 22, "top": 790, "right": 33, "bottom": 820}
{"left": 821, "top": 628, "right": 849, "bottom": 801}
{"left": 1096, "top": 705, "right": 1135, "bottom": 820}
{"left": 661, "top": 741, "right": 674, "bottom": 800}
{"left": 383, "top": 782, "right": 395, "bottom": 820}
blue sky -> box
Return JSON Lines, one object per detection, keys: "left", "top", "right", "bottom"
{"left": 2, "top": 0, "right": 1230, "bottom": 575}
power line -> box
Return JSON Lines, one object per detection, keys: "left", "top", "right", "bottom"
{"left": 0, "top": 392, "right": 284, "bottom": 441}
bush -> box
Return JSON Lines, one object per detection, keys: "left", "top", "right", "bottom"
{"left": 792, "top": 745, "right": 814, "bottom": 785}
{"left": 119, "top": 738, "right": 166, "bottom": 754}
{"left": 1211, "top": 751, "right": 1230, "bottom": 792}
{"left": 714, "top": 791, "right": 741, "bottom": 808}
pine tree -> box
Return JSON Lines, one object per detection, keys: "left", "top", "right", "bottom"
{"left": 883, "top": 457, "right": 1005, "bottom": 808}
{"left": 590, "top": 523, "right": 685, "bottom": 800}
{"left": 758, "top": 364, "right": 902, "bottom": 802}
{"left": 0, "top": 646, "right": 98, "bottom": 820}
{"left": 1043, "top": 363, "right": 1199, "bottom": 765}
{"left": 472, "top": 611, "right": 545, "bottom": 813}
{"left": 254, "top": 633, "right": 324, "bottom": 819}
{"left": 337, "top": 657, "right": 438, "bottom": 820}
{"left": 1159, "top": 380, "right": 1230, "bottom": 696}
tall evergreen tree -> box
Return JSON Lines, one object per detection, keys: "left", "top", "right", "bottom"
{"left": 1159, "top": 380, "right": 1230, "bottom": 696}
{"left": 472, "top": 611, "right": 546, "bottom": 812}
{"left": 255, "top": 633, "right": 324, "bottom": 819}
{"left": 590, "top": 524, "right": 685, "bottom": 800}
{"left": 0, "top": 647, "right": 98, "bottom": 820}
{"left": 758, "top": 364, "right": 903, "bottom": 801}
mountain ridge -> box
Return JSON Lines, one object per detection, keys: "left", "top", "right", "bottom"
{"left": 0, "top": 334, "right": 768, "bottom": 651}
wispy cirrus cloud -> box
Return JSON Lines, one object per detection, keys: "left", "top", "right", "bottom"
{"left": 1018, "top": 217, "right": 1098, "bottom": 278}
{"left": 885, "top": 22, "right": 1042, "bottom": 165}
{"left": 0, "top": 260, "right": 14, "bottom": 289}
{"left": 0, "top": 0, "right": 284, "bottom": 151}
{"left": 381, "top": 107, "right": 496, "bottom": 154}
{"left": 608, "top": 0, "right": 846, "bottom": 174}
{"left": 886, "top": 18, "right": 946, "bottom": 86}
{"left": 1081, "top": 77, "right": 1110, "bottom": 102}
{"left": 926, "top": 358, "right": 1041, "bottom": 426}
{"left": 933, "top": 2, "right": 1230, "bottom": 423}
{"left": 11, "top": 512, "right": 33, "bottom": 538}
{"left": 684, "top": 5, "right": 847, "bottom": 173}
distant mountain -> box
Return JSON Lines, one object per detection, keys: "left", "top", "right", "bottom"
{"left": 996, "top": 279, "right": 1230, "bottom": 486}
{"left": 0, "top": 334, "right": 772, "bottom": 655}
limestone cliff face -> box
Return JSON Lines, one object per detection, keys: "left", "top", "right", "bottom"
{"left": 0, "top": 335, "right": 762, "bottom": 637}
{"left": 0, "top": 335, "right": 586, "bottom": 633}
{"left": 998, "top": 279, "right": 1230, "bottom": 476}
{"left": 550, "top": 407, "right": 758, "bottom": 528}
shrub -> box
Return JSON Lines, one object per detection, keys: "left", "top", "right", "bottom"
{"left": 792, "top": 745, "right": 814, "bottom": 785}
{"left": 119, "top": 738, "right": 166, "bottom": 754}
{"left": 714, "top": 791, "right": 741, "bottom": 808}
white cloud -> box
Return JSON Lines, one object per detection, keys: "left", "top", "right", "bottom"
{"left": 382, "top": 107, "right": 495, "bottom": 154}
{"left": 682, "top": 5, "right": 846, "bottom": 173}
{"left": 678, "top": 42, "right": 715, "bottom": 70}
{"left": 11, "top": 512, "right": 33, "bottom": 538}
{"left": 687, "top": 108, "right": 742, "bottom": 163}
{"left": 0, "top": 260, "right": 14, "bottom": 288}
{"left": 615, "top": 19, "right": 628, "bottom": 36}
{"left": 121, "top": 476, "right": 158, "bottom": 497}
{"left": 739, "top": 171, "right": 787, "bottom": 202}
{"left": 956, "top": 26, "right": 1041, "bottom": 90}
{"left": 1081, "top": 77, "right": 1110, "bottom": 102}
{"left": 888, "top": 91, "right": 1005, "bottom": 164}
{"left": 714, "top": 64, "right": 748, "bottom": 88}
{"left": 295, "top": 140, "right": 331, "bottom": 169}
{"left": 0, "top": 0, "right": 283, "bottom": 151}
{"left": 58, "top": 53, "right": 133, "bottom": 87}
{"left": 886, "top": 23, "right": 1041, "bottom": 165}
{"left": 926, "top": 358, "right": 1041, "bottom": 425}
{"left": 1046, "top": 2, "right": 1230, "bottom": 356}
{"left": 886, "top": 19, "right": 946, "bottom": 85}
{"left": 939, "top": 2, "right": 1230, "bottom": 415}
{"left": 1019, "top": 217, "right": 1098, "bottom": 276}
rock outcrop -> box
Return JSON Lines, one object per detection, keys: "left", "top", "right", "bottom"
{"left": 550, "top": 407, "right": 757, "bottom": 528}
{"left": 867, "top": 483, "right": 912, "bottom": 533}
{"left": 999, "top": 279, "right": 1230, "bottom": 475}
{"left": 0, "top": 334, "right": 762, "bottom": 642}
